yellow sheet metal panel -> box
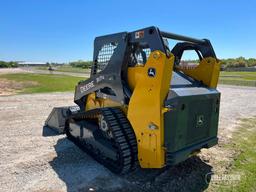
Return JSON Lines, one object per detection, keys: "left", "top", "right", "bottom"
{"left": 85, "top": 93, "right": 102, "bottom": 111}
{"left": 176, "top": 57, "right": 220, "bottom": 88}
{"left": 140, "top": 133, "right": 157, "bottom": 165}
{"left": 127, "top": 66, "right": 144, "bottom": 91}
{"left": 85, "top": 93, "right": 121, "bottom": 111}
{"left": 127, "top": 51, "right": 175, "bottom": 168}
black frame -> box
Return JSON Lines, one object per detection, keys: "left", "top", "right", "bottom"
{"left": 74, "top": 26, "right": 217, "bottom": 110}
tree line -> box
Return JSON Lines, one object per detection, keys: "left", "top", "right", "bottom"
{"left": 0, "top": 61, "right": 18, "bottom": 68}
{"left": 220, "top": 57, "right": 256, "bottom": 69}
{"left": 69, "top": 60, "right": 93, "bottom": 68}
{"left": 1, "top": 57, "right": 256, "bottom": 69}
{"left": 180, "top": 57, "right": 256, "bottom": 69}
{"left": 0, "top": 60, "right": 93, "bottom": 68}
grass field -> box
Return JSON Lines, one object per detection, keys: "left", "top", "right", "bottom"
{"left": 37, "top": 66, "right": 256, "bottom": 87}
{"left": 0, "top": 73, "right": 84, "bottom": 94}
{"left": 219, "top": 71, "right": 256, "bottom": 87}
{"left": 1, "top": 70, "right": 255, "bottom": 96}
{"left": 217, "top": 117, "right": 256, "bottom": 191}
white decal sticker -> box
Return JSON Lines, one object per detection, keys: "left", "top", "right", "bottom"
{"left": 135, "top": 30, "right": 144, "bottom": 39}
{"left": 96, "top": 75, "right": 104, "bottom": 83}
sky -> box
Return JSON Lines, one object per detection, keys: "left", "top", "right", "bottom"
{"left": 0, "top": 0, "right": 255, "bottom": 62}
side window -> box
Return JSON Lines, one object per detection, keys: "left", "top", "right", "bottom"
{"left": 180, "top": 50, "right": 201, "bottom": 67}
{"left": 136, "top": 48, "right": 151, "bottom": 64}
{"left": 96, "top": 42, "right": 118, "bottom": 73}
{"left": 129, "top": 47, "right": 151, "bottom": 66}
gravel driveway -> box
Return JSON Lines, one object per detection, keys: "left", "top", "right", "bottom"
{"left": 0, "top": 85, "right": 256, "bottom": 192}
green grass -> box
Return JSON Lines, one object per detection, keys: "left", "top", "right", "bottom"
{"left": 35, "top": 68, "right": 256, "bottom": 87}
{"left": 2, "top": 70, "right": 255, "bottom": 95}
{"left": 219, "top": 71, "right": 256, "bottom": 87}
{"left": 217, "top": 117, "right": 256, "bottom": 191}
{"left": 35, "top": 65, "right": 90, "bottom": 73}
{"left": 0, "top": 73, "right": 84, "bottom": 94}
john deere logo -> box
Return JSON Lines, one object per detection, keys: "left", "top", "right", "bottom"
{"left": 148, "top": 68, "right": 156, "bottom": 77}
{"left": 196, "top": 115, "right": 204, "bottom": 127}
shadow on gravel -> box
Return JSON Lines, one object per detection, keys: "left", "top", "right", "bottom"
{"left": 123, "top": 156, "right": 213, "bottom": 192}
{"left": 49, "top": 136, "right": 129, "bottom": 192}
{"left": 47, "top": 125, "right": 213, "bottom": 192}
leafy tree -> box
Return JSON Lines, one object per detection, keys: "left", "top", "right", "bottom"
{"left": 69, "top": 60, "right": 93, "bottom": 69}
{"left": 0, "top": 61, "right": 18, "bottom": 68}
{"left": 188, "top": 57, "right": 256, "bottom": 69}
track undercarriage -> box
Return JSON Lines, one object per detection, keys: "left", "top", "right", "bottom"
{"left": 65, "top": 107, "right": 138, "bottom": 174}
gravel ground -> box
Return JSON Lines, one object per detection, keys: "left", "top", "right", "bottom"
{"left": 0, "top": 85, "right": 256, "bottom": 192}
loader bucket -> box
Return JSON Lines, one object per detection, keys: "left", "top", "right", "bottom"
{"left": 43, "top": 106, "right": 80, "bottom": 136}
{"left": 44, "top": 107, "right": 71, "bottom": 134}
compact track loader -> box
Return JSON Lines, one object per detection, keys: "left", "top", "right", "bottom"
{"left": 44, "top": 26, "right": 221, "bottom": 174}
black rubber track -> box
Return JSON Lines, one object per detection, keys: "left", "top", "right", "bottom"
{"left": 65, "top": 107, "right": 138, "bottom": 174}
{"left": 109, "top": 108, "right": 138, "bottom": 171}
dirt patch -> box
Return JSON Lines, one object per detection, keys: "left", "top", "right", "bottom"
{"left": 0, "top": 85, "right": 255, "bottom": 192}
{"left": 0, "top": 68, "right": 29, "bottom": 75}
{"left": 0, "top": 67, "right": 89, "bottom": 78}
{"left": 0, "top": 79, "right": 38, "bottom": 96}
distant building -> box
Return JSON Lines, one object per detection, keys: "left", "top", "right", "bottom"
{"left": 18, "top": 61, "right": 47, "bottom": 66}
